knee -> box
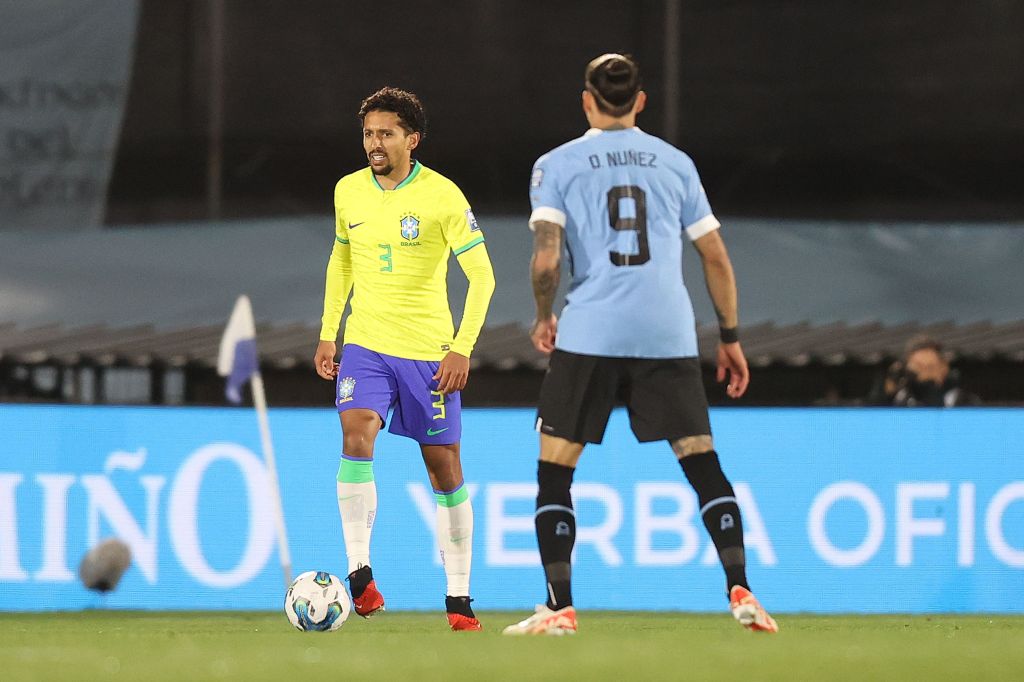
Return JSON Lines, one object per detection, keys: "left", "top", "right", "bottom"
{"left": 539, "top": 435, "right": 585, "bottom": 467}
{"left": 671, "top": 435, "right": 714, "bottom": 460}
{"left": 341, "top": 413, "right": 380, "bottom": 457}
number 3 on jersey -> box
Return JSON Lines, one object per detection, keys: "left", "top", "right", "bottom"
{"left": 378, "top": 243, "right": 393, "bottom": 272}
{"left": 607, "top": 185, "right": 649, "bottom": 266}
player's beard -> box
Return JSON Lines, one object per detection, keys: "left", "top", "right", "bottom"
{"left": 368, "top": 150, "right": 392, "bottom": 176}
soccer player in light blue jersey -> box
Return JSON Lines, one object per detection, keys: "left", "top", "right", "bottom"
{"left": 504, "top": 54, "right": 777, "bottom": 635}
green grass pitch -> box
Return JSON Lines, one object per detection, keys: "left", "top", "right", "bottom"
{"left": 2, "top": 611, "right": 1023, "bottom": 681}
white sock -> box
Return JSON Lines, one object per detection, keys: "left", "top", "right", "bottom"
{"left": 435, "top": 485, "right": 473, "bottom": 597}
{"left": 336, "top": 457, "right": 377, "bottom": 575}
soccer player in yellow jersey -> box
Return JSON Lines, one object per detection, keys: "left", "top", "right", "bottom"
{"left": 313, "top": 87, "right": 495, "bottom": 631}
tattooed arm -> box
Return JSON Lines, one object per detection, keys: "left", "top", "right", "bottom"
{"left": 529, "top": 220, "right": 563, "bottom": 353}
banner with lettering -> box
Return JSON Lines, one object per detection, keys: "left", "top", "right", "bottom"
{"left": 1, "top": 406, "right": 1022, "bottom": 612}
{"left": 0, "top": 1, "right": 139, "bottom": 229}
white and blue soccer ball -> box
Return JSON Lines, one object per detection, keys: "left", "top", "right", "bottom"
{"left": 284, "top": 571, "right": 351, "bottom": 632}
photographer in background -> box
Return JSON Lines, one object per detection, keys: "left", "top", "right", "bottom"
{"left": 872, "top": 336, "right": 982, "bottom": 407}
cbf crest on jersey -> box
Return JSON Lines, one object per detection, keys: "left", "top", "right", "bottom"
{"left": 400, "top": 215, "right": 420, "bottom": 240}
{"left": 338, "top": 376, "right": 356, "bottom": 403}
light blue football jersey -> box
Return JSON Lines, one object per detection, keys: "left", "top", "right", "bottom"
{"left": 529, "top": 127, "right": 720, "bottom": 358}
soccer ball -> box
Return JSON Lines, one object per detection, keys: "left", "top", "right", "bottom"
{"left": 284, "top": 571, "right": 351, "bottom": 632}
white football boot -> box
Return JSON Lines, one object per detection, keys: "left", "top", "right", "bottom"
{"left": 729, "top": 586, "right": 778, "bottom": 633}
{"left": 502, "top": 604, "right": 578, "bottom": 636}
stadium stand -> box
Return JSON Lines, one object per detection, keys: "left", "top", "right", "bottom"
{"left": 2, "top": 217, "right": 1022, "bottom": 406}
{"left": 3, "top": 320, "right": 1022, "bottom": 406}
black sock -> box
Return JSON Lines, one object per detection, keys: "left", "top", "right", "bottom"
{"left": 347, "top": 565, "right": 372, "bottom": 598}
{"left": 445, "top": 595, "right": 476, "bottom": 618}
{"left": 535, "top": 460, "right": 576, "bottom": 610}
{"left": 679, "top": 451, "right": 749, "bottom": 593}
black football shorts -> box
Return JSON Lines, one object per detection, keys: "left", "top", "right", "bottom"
{"left": 536, "top": 349, "right": 712, "bottom": 444}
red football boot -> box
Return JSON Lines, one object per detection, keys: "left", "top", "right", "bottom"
{"left": 348, "top": 566, "right": 385, "bottom": 618}
{"left": 445, "top": 596, "right": 482, "bottom": 632}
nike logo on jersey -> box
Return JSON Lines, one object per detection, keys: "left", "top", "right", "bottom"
{"left": 427, "top": 427, "right": 449, "bottom": 436}
{"left": 348, "top": 222, "right": 364, "bottom": 229}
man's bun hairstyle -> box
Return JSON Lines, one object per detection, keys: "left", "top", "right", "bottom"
{"left": 358, "top": 86, "right": 427, "bottom": 139}
{"left": 585, "top": 53, "right": 642, "bottom": 117}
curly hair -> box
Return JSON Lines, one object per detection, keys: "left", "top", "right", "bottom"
{"left": 358, "top": 87, "right": 427, "bottom": 139}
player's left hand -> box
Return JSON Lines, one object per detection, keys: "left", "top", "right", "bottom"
{"left": 717, "top": 342, "right": 750, "bottom": 399}
{"left": 433, "top": 351, "right": 470, "bottom": 394}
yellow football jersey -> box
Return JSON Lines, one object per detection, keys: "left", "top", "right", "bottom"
{"left": 320, "top": 161, "right": 493, "bottom": 361}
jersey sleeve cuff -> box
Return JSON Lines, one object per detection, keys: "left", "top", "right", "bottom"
{"left": 684, "top": 214, "right": 721, "bottom": 241}
{"left": 453, "top": 236, "right": 485, "bottom": 256}
{"left": 529, "top": 206, "right": 567, "bottom": 231}
{"left": 449, "top": 339, "right": 473, "bottom": 357}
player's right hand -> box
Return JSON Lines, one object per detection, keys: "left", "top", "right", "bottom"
{"left": 314, "top": 341, "right": 339, "bottom": 380}
{"left": 530, "top": 314, "right": 558, "bottom": 354}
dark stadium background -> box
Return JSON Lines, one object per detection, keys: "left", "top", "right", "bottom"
{"left": 2, "top": 0, "right": 1023, "bottom": 406}
{"left": 108, "top": 0, "right": 1024, "bottom": 223}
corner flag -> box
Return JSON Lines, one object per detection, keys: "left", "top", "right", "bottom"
{"left": 217, "top": 295, "right": 293, "bottom": 589}
{"left": 217, "top": 295, "right": 259, "bottom": 403}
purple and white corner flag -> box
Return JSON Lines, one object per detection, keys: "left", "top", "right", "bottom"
{"left": 215, "top": 295, "right": 292, "bottom": 587}
{"left": 217, "top": 295, "right": 259, "bottom": 404}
